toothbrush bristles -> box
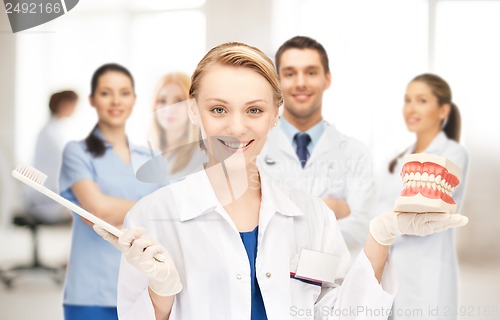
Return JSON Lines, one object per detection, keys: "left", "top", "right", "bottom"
{"left": 15, "top": 163, "right": 47, "bottom": 185}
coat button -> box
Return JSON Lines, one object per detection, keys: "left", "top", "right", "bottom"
{"left": 266, "top": 272, "right": 271, "bottom": 278}
{"left": 236, "top": 274, "right": 242, "bottom": 280}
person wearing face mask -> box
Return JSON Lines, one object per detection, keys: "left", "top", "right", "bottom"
{"left": 376, "top": 73, "right": 468, "bottom": 320}
{"left": 58, "top": 63, "right": 162, "bottom": 320}
{"left": 145, "top": 73, "right": 205, "bottom": 183}
{"left": 92, "top": 44, "right": 469, "bottom": 320}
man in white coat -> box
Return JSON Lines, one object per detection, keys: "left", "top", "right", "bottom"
{"left": 259, "top": 36, "right": 375, "bottom": 257}
{"left": 24, "top": 90, "right": 78, "bottom": 223}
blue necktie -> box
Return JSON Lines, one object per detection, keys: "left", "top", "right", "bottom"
{"left": 294, "top": 133, "right": 311, "bottom": 168}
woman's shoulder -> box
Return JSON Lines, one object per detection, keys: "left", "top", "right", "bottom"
{"left": 135, "top": 183, "right": 177, "bottom": 206}
{"left": 129, "top": 143, "right": 154, "bottom": 157}
{"left": 125, "top": 181, "right": 184, "bottom": 224}
{"left": 64, "top": 139, "right": 83, "bottom": 148}
{"left": 62, "top": 140, "right": 94, "bottom": 163}
{"left": 441, "top": 138, "right": 469, "bottom": 165}
{"left": 444, "top": 137, "right": 467, "bottom": 153}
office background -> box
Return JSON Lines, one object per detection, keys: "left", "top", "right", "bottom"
{"left": 1, "top": 0, "right": 499, "bottom": 319}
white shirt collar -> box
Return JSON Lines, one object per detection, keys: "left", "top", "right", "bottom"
{"left": 408, "top": 131, "right": 448, "bottom": 155}
{"left": 176, "top": 168, "right": 303, "bottom": 222}
{"left": 424, "top": 131, "right": 448, "bottom": 154}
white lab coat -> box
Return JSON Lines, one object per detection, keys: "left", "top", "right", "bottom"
{"left": 258, "top": 122, "right": 376, "bottom": 257}
{"left": 24, "top": 116, "right": 76, "bottom": 223}
{"left": 375, "top": 132, "right": 469, "bottom": 320}
{"left": 118, "top": 169, "right": 396, "bottom": 320}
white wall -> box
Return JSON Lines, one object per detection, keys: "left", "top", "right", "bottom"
{"left": 0, "top": 12, "right": 16, "bottom": 227}
{"left": 433, "top": 1, "right": 500, "bottom": 261}
{"left": 205, "top": 0, "right": 273, "bottom": 55}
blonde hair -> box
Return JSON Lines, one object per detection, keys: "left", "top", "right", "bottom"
{"left": 151, "top": 72, "right": 199, "bottom": 174}
{"left": 189, "top": 42, "right": 283, "bottom": 108}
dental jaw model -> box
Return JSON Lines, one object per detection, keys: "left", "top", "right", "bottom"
{"left": 395, "top": 154, "right": 461, "bottom": 214}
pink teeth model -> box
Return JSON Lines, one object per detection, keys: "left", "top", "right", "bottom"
{"left": 394, "top": 153, "right": 462, "bottom": 214}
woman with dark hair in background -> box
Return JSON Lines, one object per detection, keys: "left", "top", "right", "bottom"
{"left": 59, "top": 63, "right": 161, "bottom": 320}
{"left": 376, "top": 73, "right": 469, "bottom": 320}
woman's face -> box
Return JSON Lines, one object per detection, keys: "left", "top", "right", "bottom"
{"left": 90, "top": 71, "right": 135, "bottom": 129}
{"left": 155, "top": 82, "right": 190, "bottom": 132}
{"left": 194, "top": 64, "right": 278, "bottom": 168}
{"left": 403, "top": 81, "right": 449, "bottom": 135}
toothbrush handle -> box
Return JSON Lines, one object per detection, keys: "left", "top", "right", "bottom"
{"left": 12, "top": 170, "right": 123, "bottom": 237}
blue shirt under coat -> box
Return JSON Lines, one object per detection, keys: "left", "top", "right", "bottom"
{"left": 240, "top": 226, "right": 268, "bottom": 320}
{"left": 279, "top": 117, "right": 325, "bottom": 155}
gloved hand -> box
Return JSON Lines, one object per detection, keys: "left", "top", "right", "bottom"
{"left": 369, "top": 211, "right": 469, "bottom": 246}
{"left": 93, "top": 225, "right": 182, "bottom": 296}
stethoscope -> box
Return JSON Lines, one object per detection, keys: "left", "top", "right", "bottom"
{"left": 263, "top": 155, "right": 277, "bottom": 165}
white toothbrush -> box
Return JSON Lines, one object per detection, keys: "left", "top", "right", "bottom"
{"left": 12, "top": 163, "right": 123, "bottom": 237}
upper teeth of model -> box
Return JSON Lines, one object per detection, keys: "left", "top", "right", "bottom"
{"left": 404, "top": 172, "right": 454, "bottom": 193}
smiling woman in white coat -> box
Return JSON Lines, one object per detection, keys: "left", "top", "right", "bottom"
{"left": 376, "top": 73, "right": 469, "bottom": 320}
{"left": 94, "top": 47, "right": 468, "bottom": 320}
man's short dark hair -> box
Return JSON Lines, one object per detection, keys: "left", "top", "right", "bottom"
{"left": 275, "top": 36, "right": 330, "bottom": 74}
{"left": 49, "top": 90, "right": 78, "bottom": 114}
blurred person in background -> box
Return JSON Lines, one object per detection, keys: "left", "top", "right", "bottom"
{"left": 24, "top": 90, "right": 78, "bottom": 224}
{"left": 148, "top": 72, "right": 204, "bottom": 182}
{"left": 59, "top": 63, "right": 161, "bottom": 320}
{"left": 376, "top": 73, "right": 468, "bottom": 320}
{"left": 259, "top": 36, "right": 375, "bottom": 258}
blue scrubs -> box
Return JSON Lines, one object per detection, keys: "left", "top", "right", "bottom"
{"left": 240, "top": 226, "right": 268, "bottom": 320}
{"left": 63, "top": 305, "right": 117, "bottom": 320}
{"left": 59, "top": 129, "right": 161, "bottom": 320}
